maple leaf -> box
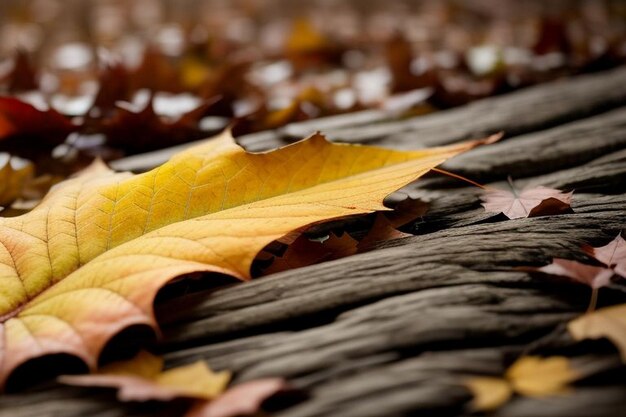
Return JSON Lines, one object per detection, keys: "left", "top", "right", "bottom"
{"left": 583, "top": 234, "right": 626, "bottom": 278}
{"left": 357, "top": 197, "right": 428, "bottom": 251}
{"left": 59, "top": 350, "right": 230, "bottom": 402}
{"left": 261, "top": 197, "right": 426, "bottom": 273}
{"left": 465, "top": 356, "right": 580, "bottom": 411}
{"left": 262, "top": 232, "right": 358, "bottom": 275}
{"left": 386, "top": 33, "right": 435, "bottom": 94}
{"left": 96, "top": 94, "right": 217, "bottom": 153}
{"left": 0, "top": 130, "right": 499, "bottom": 389}
{"left": 532, "top": 257, "right": 615, "bottom": 314}
{"left": 536, "top": 259, "right": 615, "bottom": 289}
{"left": 481, "top": 180, "right": 573, "bottom": 219}
{"left": 62, "top": 350, "right": 291, "bottom": 416}
{"left": 88, "top": 63, "right": 132, "bottom": 118}
{"left": 384, "top": 196, "right": 429, "bottom": 228}
{"left": 568, "top": 304, "right": 626, "bottom": 362}
{"left": 356, "top": 214, "right": 412, "bottom": 252}
{"left": 129, "top": 47, "right": 183, "bottom": 94}
{"left": 0, "top": 154, "right": 34, "bottom": 207}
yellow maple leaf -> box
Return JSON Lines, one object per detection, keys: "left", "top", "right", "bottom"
{"left": 0, "top": 130, "right": 498, "bottom": 389}
{"left": 465, "top": 355, "right": 579, "bottom": 411}
{"left": 59, "top": 350, "right": 230, "bottom": 401}
{"left": 568, "top": 303, "right": 626, "bottom": 361}
{"left": 464, "top": 376, "right": 512, "bottom": 412}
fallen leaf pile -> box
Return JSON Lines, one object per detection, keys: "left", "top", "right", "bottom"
{"left": 0, "top": 130, "right": 496, "bottom": 389}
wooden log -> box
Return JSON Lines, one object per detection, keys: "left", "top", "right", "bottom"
{"left": 325, "top": 66, "right": 626, "bottom": 148}
{"left": 3, "top": 70, "right": 626, "bottom": 417}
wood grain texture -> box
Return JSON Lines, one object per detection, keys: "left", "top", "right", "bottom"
{"left": 2, "top": 68, "right": 626, "bottom": 417}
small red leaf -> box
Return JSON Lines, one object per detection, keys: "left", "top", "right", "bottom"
{"left": 481, "top": 185, "right": 572, "bottom": 219}
{"left": 537, "top": 258, "right": 615, "bottom": 289}
{"left": 583, "top": 234, "right": 626, "bottom": 268}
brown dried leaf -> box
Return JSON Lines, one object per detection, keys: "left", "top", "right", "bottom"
{"left": 97, "top": 94, "right": 216, "bottom": 153}
{"left": 385, "top": 197, "right": 429, "bottom": 228}
{"left": 357, "top": 214, "right": 411, "bottom": 252}
{"left": 263, "top": 232, "right": 358, "bottom": 275}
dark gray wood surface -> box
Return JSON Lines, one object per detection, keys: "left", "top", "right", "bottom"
{"left": 2, "top": 68, "right": 626, "bottom": 417}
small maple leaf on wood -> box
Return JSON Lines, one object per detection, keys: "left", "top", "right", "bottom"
{"left": 262, "top": 232, "right": 358, "bottom": 275}
{"left": 530, "top": 235, "right": 626, "bottom": 313}
{"left": 260, "top": 197, "right": 427, "bottom": 273}
{"left": 568, "top": 304, "right": 626, "bottom": 362}
{"left": 60, "top": 351, "right": 293, "bottom": 416}
{"left": 59, "top": 351, "right": 231, "bottom": 402}
{"left": 356, "top": 214, "right": 412, "bottom": 252}
{"left": 465, "top": 356, "right": 580, "bottom": 411}
{"left": 384, "top": 196, "right": 429, "bottom": 227}
{"left": 536, "top": 259, "right": 615, "bottom": 289}
{"left": 583, "top": 234, "right": 626, "bottom": 278}
{"left": 357, "top": 197, "right": 428, "bottom": 251}
{"left": 481, "top": 179, "right": 572, "bottom": 219}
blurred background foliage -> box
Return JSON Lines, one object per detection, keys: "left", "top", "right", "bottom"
{"left": 0, "top": 0, "right": 624, "bottom": 209}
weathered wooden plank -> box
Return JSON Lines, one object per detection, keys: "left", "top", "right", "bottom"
{"left": 154, "top": 135, "right": 626, "bottom": 341}
{"left": 156, "top": 192, "right": 626, "bottom": 348}
{"left": 278, "top": 352, "right": 623, "bottom": 417}
{"left": 326, "top": 66, "right": 626, "bottom": 148}
{"left": 441, "top": 106, "right": 626, "bottom": 180}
